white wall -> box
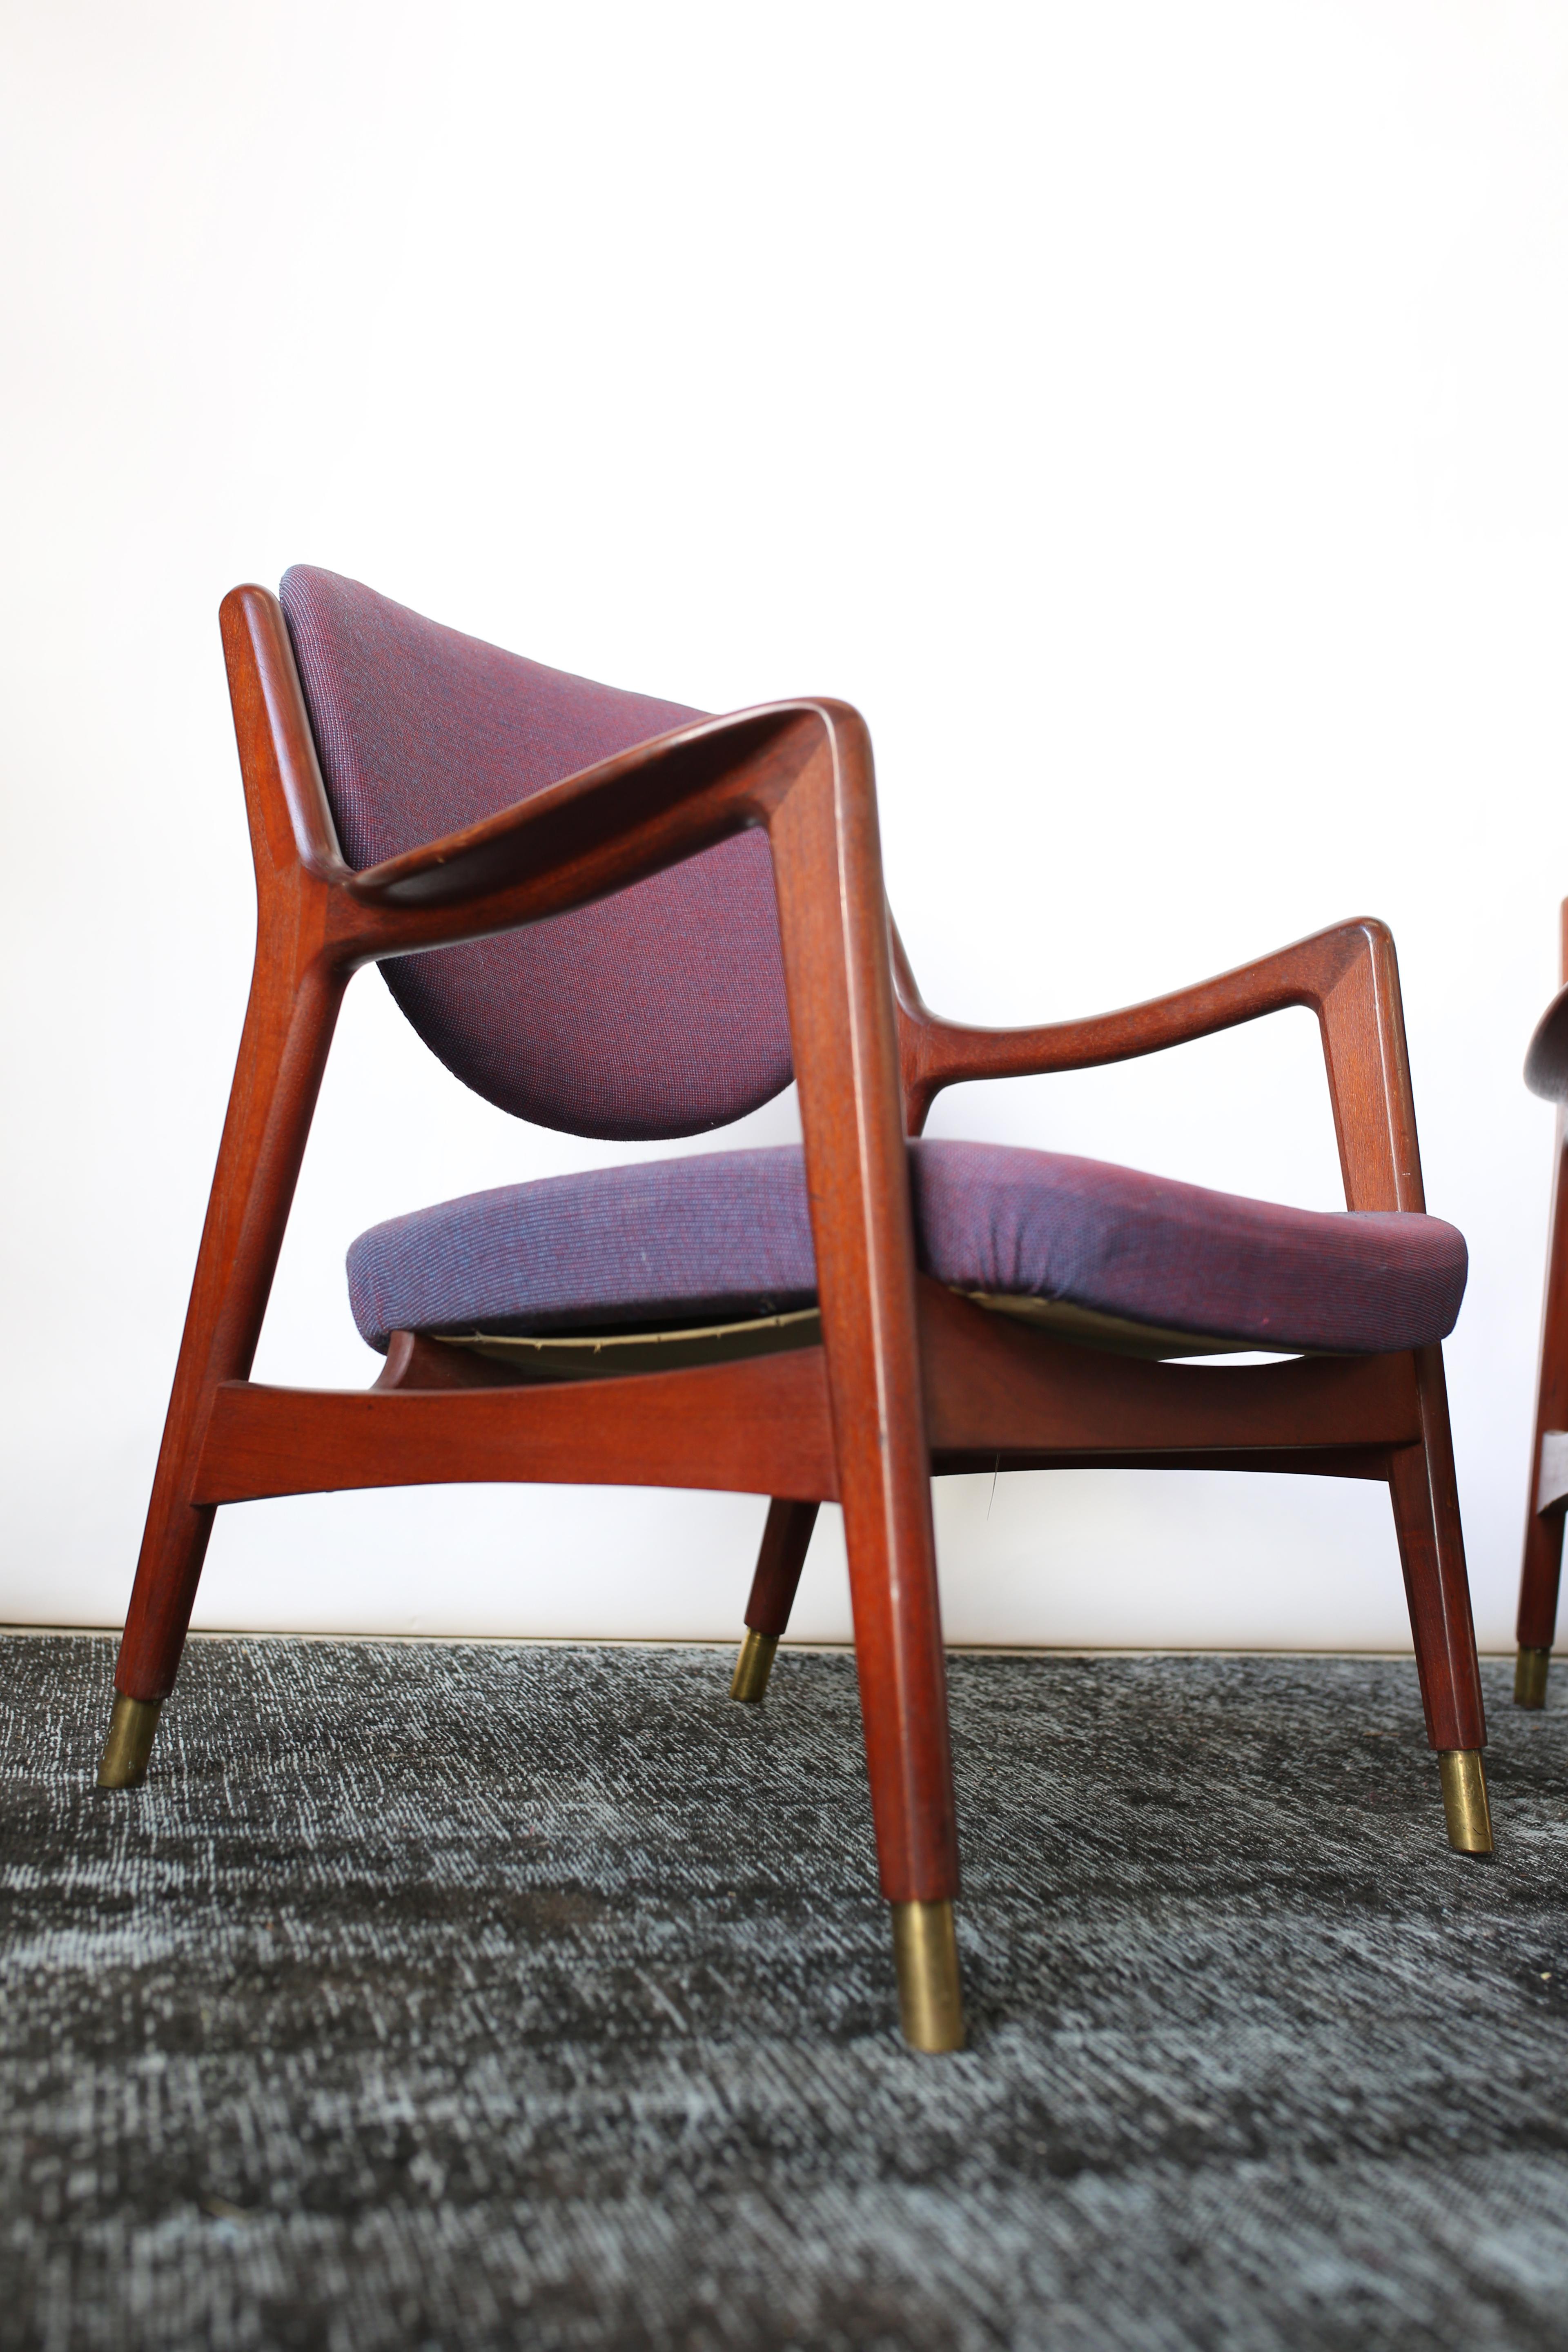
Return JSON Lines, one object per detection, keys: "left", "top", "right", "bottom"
{"left": 3, "top": 1, "right": 1565, "bottom": 1651}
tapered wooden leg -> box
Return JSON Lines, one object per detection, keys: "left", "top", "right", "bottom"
{"left": 1387, "top": 1345, "right": 1490, "bottom": 1852}
{"left": 1517, "top": 1107, "right": 1568, "bottom": 1704}
{"left": 765, "top": 710, "right": 964, "bottom": 2048}
{"left": 729, "top": 1499, "right": 820, "bottom": 1702}
{"left": 844, "top": 1491, "right": 966, "bottom": 2045}
{"left": 99, "top": 952, "right": 345, "bottom": 1785}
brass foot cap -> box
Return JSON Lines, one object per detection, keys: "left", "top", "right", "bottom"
{"left": 891, "top": 1899, "right": 966, "bottom": 2052}
{"left": 1439, "top": 1748, "right": 1492, "bottom": 1854}
{"left": 729, "top": 1629, "right": 778, "bottom": 1705}
{"left": 1516, "top": 1646, "right": 1551, "bottom": 1709}
{"left": 97, "top": 1694, "right": 162, "bottom": 1789}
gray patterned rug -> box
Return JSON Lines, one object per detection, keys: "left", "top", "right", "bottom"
{"left": 6, "top": 1635, "right": 1568, "bottom": 2350}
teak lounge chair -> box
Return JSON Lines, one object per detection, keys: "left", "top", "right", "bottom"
{"left": 100, "top": 568, "right": 1490, "bottom": 2051}
{"left": 1515, "top": 898, "right": 1568, "bottom": 1706}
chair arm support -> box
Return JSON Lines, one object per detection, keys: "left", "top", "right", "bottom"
{"left": 220, "top": 581, "right": 842, "bottom": 975}
{"left": 331, "top": 702, "right": 831, "bottom": 967}
{"left": 892, "top": 916, "right": 1425, "bottom": 1213}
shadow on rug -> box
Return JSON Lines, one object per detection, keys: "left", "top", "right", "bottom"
{"left": 5, "top": 1637, "right": 1568, "bottom": 2350}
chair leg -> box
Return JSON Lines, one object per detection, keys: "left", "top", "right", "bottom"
{"left": 729, "top": 1499, "right": 819, "bottom": 1702}
{"left": 1387, "top": 1346, "right": 1490, "bottom": 1853}
{"left": 97, "top": 957, "right": 345, "bottom": 1788}
{"left": 840, "top": 1465, "right": 964, "bottom": 2054}
{"left": 737, "top": 1481, "right": 963, "bottom": 2044}
{"left": 1517, "top": 1109, "right": 1568, "bottom": 1706}
{"left": 1516, "top": 1517, "right": 1562, "bottom": 1710}
{"left": 97, "top": 1472, "right": 218, "bottom": 1788}
{"left": 764, "top": 709, "right": 963, "bottom": 2047}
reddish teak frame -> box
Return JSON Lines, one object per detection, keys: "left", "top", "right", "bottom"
{"left": 98, "top": 585, "right": 1491, "bottom": 2051}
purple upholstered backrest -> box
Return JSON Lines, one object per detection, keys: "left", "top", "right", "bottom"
{"left": 279, "top": 566, "right": 793, "bottom": 1140}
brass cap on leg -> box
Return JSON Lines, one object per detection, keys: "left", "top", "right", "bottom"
{"left": 97, "top": 1694, "right": 162, "bottom": 1790}
{"left": 729, "top": 1629, "right": 778, "bottom": 1704}
{"left": 891, "top": 1899, "right": 966, "bottom": 2053}
{"left": 1516, "top": 1646, "right": 1551, "bottom": 1709}
{"left": 1439, "top": 1749, "right": 1493, "bottom": 1854}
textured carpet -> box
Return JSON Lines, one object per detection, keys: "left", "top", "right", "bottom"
{"left": 7, "top": 1637, "right": 1568, "bottom": 2350}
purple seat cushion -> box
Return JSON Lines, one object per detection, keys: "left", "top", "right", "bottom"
{"left": 346, "top": 1140, "right": 1467, "bottom": 1356}
{"left": 280, "top": 566, "right": 793, "bottom": 1142}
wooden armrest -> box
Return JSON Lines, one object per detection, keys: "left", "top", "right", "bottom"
{"left": 331, "top": 703, "right": 839, "bottom": 965}
{"left": 220, "top": 580, "right": 842, "bottom": 972}
{"left": 893, "top": 917, "right": 1425, "bottom": 1214}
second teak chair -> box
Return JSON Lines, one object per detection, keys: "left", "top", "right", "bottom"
{"left": 98, "top": 568, "right": 1490, "bottom": 2051}
{"left": 1515, "top": 898, "right": 1568, "bottom": 1708}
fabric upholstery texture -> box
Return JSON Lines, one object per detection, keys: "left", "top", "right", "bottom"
{"left": 279, "top": 566, "right": 793, "bottom": 1141}
{"left": 347, "top": 1139, "right": 1468, "bottom": 1357}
